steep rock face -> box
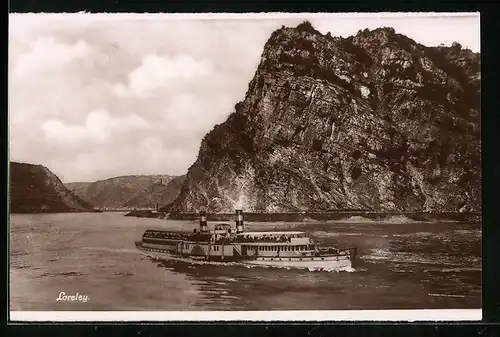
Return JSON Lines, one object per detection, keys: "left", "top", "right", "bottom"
{"left": 10, "top": 162, "right": 93, "bottom": 213}
{"left": 125, "top": 175, "right": 186, "bottom": 209}
{"left": 66, "top": 175, "right": 174, "bottom": 208}
{"left": 171, "top": 23, "right": 480, "bottom": 213}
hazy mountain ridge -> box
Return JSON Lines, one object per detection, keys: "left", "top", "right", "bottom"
{"left": 124, "top": 175, "right": 186, "bottom": 209}
{"left": 64, "top": 182, "right": 93, "bottom": 202}
{"left": 169, "top": 23, "right": 480, "bottom": 213}
{"left": 10, "top": 161, "right": 93, "bottom": 213}
{"left": 66, "top": 175, "right": 175, "bottom": 209}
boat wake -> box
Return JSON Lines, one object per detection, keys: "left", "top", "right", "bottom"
{"left": 307, "top": 266, "right": 356, "bottom": 273}
{"left": 86, "top": 247, "right": 138, "bottom": 254}
{"left": 363, "top": 248, "right": 481, "bottom": 269}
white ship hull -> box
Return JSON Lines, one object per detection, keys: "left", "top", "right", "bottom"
{"left": 244, "top": 256, "right": 352, "bottom": 270}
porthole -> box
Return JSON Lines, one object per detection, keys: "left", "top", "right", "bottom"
{"left": 311, "top": 258, "right": 314, "bottom": 260}
{"left": 321, "top": 258, "right": 324, "bottom": 260}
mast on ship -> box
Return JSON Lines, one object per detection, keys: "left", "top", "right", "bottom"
{"left": 236, "top": 209, "right": 244, "bottom": 234}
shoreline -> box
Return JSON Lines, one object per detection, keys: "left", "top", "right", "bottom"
{"left": 124, "top": 210, "right": 481, "bottom": 223}
{"left": 9, "top": 209, "right": 481, "bottom": 223}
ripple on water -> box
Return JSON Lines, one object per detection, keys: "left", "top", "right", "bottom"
{"left": 424, "top": 267, "right": 482, "bottom": 273}
{"left": 13, "top": 264, "right": 33, "bottom": 270}
{"left": 362, "top": 248, "right": 470, "bottom": 266}
{"left": 114, "top": 272, "right": 134, "bottom": 277}
{"left": 37, "top": 271, "right": 86, "bottom": 278}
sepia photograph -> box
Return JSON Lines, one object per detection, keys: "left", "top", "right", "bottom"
{"left": 8, "top": 12, "right": 481, "bottom": 321}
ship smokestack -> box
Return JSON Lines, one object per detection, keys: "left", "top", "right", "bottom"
{"left": 235, "top": 209, "right": 244, "bottom": 234}
{"left": 199, "top": 211, "right": 208, "bottom": 232}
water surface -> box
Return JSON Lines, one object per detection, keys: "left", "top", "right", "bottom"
{"left": 9, "top": 212, "right": 481, "bottom": 311}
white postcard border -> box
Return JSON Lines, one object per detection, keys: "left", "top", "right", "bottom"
{"left": 10, "top": 309, "right": 481, "bottom": 322}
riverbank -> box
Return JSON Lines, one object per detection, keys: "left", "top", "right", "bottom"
{"left": 124, "top": 210, "right": 166, "bottom": 219}
{"left": 126, "top": 210, "right": 480, "bottom": 223}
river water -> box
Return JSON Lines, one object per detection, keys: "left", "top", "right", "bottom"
{"left": 9, "top": 212, "right": 481, "bottom": 311}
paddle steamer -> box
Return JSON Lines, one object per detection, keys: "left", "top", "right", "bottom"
{"left": 135, "top": 210, "right": 357, "bottom": 270}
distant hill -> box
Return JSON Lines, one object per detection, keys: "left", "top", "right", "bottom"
{"left": 10, "top": 161, "right": 93, "bottom": 213}
{"left": 65, "top": 175, "right": 176, "bottom": 209}
{"left": 64, "top": 182, "right": 92, "bottom": 202}
{"left": 124, "top": 175, "right": 186, "bottom": 209}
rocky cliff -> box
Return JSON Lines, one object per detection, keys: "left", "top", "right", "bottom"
{"left": 170, "top": 22, "right": 481, "bottom": 213}
{"left": 10, "top": 162, "right": 93, "bottom": 213}
{"left": 66, "top": 175, "right": 174, "bottom": 209}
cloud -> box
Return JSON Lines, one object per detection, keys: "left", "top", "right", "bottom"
{"left": 9, "top": 36, "right": 114, "bottom": 126}
{"left": 42, "top": 109, "right": 151, "bottom": 144}
{"left": 162, "top": 93, "right": 216, "bottom": 131}
{"left": 115, "top": 54, "right": 213, "bottom": 97}
{"left": 13, "top": 37, "right": 105, "bottom": 76}
{"left": 49, "top": 137, "right": 196, "bottom": 182}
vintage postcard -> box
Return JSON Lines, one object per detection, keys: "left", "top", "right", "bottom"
{"left": 8, "top": 12, "right": 481, "bottom": 321}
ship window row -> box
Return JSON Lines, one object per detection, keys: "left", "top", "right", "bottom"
{"left": 143, "top": 238, "right": 177, "bottom": 244}
{"left": 144, "top": 231, "right": 184, "bottom": 239}
{"left": 211, "top": 246, "right": 220, "bottom": 251}
{"left": 233, "top": 234, "right": 304, "bottom": 243}
{"left": 145, "top": 232, "right": 211, "bottom": 242}
{"left": 256, "top": 245, "right": 312, "bottom": 251}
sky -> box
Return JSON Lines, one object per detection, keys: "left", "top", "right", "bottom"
{"left": 8, "top": 13, "right": 480, "bottom": 183}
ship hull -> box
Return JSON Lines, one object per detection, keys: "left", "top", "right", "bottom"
{"left": 243, "top": 256, "right": 352, "bottom": 270}
{"left": 136, "top": 243, "right": 353, "bottom": 271}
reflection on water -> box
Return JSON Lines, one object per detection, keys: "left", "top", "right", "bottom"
{"left": 10, "top": 212, "right": 481, "bottom": 311}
